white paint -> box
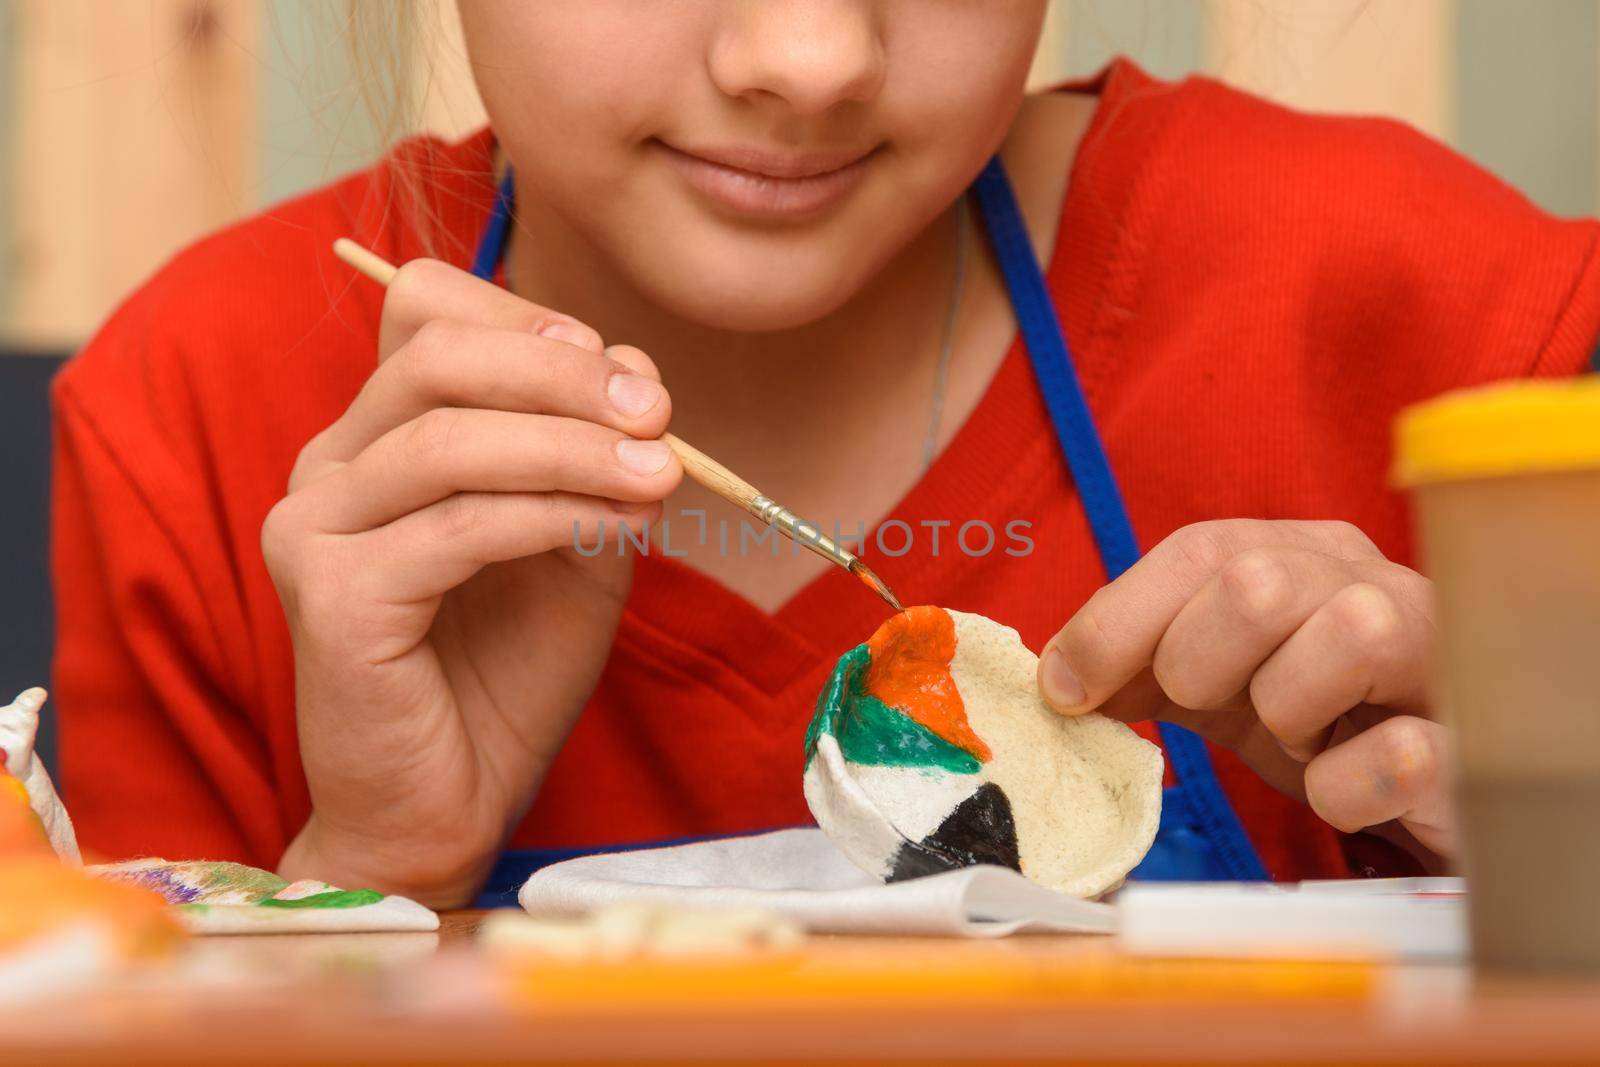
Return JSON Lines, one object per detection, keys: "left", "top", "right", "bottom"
{"left": 802, "top": 733, "right": 904, "bottom": 880}
{"left": 848, "top": 762, "right": 982, "bottom": 844}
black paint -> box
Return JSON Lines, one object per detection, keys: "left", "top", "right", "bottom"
{"left": 888, "top": 782, "right": 1023, "bottom": 881}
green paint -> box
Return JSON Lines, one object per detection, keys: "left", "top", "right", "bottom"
{"left": 154, "top": 861, "right": 289, "bottom": 903}
{"left": 806, "top": 645, "right": 981, "bottom": 775}
{"left": 838, "top": 693, "right": 984, "bottom": 774}
{"left": 259, "top": 888, "right": 385, "bottom": 910}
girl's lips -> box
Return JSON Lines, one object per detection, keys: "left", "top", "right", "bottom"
{"left": 655, "top": 141, "right": 880, "bottom": 220}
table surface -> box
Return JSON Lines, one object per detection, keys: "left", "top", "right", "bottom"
{"left": 5, "top": 910, "right": 1600, "bottom": 1066}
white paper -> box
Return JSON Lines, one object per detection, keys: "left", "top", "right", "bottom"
{"left": 1117, "top": 881, "right": 1468, "bottom": 961}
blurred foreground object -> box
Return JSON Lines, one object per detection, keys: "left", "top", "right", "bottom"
{"left": 3, "top": 688, "right": 435, "bottom": 936}
{"left": 1, "top": 688, "right": 180, "bottom": 1001}
{"left": 1396, "top": 379, "right": 1600, "bottom": 975}
{"left": 481, "top": 903, "right": 803, "bottom": 963}
{"left": 0, "top": 858, "right": 183, "bottom": 1004}
{"left": 0, "top": 688, "right": 78, "bottom": 861}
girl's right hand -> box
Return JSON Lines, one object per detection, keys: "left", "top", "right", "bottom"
{"left": 261, "top": 259, "right": 680, "bottom": 907}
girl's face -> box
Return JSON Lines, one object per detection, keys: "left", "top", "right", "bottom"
{"left": 458, "top": 1, "right": 1047, "bottom": 331}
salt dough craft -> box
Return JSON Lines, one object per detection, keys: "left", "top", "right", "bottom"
{"left": 0, "top": 688, "right": 79, "bottom": 862}
{"left": 91, "top": 859, "right": 440, "bottom": 935}
{"left": 804, "top": 606, "right": 1163, "bottom": 899}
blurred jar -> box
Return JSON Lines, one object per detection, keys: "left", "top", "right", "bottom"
{"left": 1395, "top": 379, "right": 1600, "bottom": 974}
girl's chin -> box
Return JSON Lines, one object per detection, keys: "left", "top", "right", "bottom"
{"left": 656, "top": 282, "right": 862, "bottom": 333}
{"left": 631, "top": 260, "right": 871, "bottom": 333}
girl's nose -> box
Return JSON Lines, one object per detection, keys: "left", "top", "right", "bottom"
{"left": 708, "top": 1, "right": 887, "bottom": 116}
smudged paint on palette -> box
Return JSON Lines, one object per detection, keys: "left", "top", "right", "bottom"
{"left": 96, "top": 860, "right": 288, "bottom": 906}
{"left": 257, "top": 888, "right": 385, "bottom": 910}
{"left": 96, "top": 860, "right": 384, "bottom": 911}
{"left": 89, "top": 859, "right": 440, "bottom": 933}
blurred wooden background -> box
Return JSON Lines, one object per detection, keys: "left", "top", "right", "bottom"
{"left": 1, "top": 0, "right": 1597, "bottom": 346}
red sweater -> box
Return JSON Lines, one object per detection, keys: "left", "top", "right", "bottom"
{"left": 51, "top": 60, "right": 1600, "bottom": 880}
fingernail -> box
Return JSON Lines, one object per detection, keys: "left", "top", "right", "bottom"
{"left": 607, "top": 373, "right": 664, "bottom": 419}
{"left": 538, "top": 320, "right": 594, "bottom": 347}
{"left": 1303, "top": 780, "right": 1328, "bottom": 823}
{"left": 616, "top": 438, "right": 670, "bottom": 476}
{"left": 1040, "top": 646, "right": 1087, "bottom": 709}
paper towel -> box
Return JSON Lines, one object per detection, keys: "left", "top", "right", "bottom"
{"left": 518, "top": 828, "right": 1114, "bottom": 938}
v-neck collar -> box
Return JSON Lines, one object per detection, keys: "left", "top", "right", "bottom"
{"left": 616, "top": 58, "right": 1172, "bottom": 696}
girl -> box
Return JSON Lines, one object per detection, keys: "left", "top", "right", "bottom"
{"left": 51, "top": 2, "right": 1600, "bottom": 908}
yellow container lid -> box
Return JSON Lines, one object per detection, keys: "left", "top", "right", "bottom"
{"left": 1394, "top": 377, "right": 1600, "bottom": 486}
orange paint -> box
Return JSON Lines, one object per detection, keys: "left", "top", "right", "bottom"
{"left": 865, "top": 606, "right": 991, "bottom": 762}
{"left": 0, "top": 772, "right": 53, "bottom": 860}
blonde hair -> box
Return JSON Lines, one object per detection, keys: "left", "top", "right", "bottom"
{"left": 345, "top": 0, "right": 431, "bottom": 149}
{"left": 339, "top": 0, "right": 471, "bottom": 257}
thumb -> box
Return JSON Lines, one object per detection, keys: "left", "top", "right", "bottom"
{"left": 1061, "top": 666, "right": 1296, "bottom": 779}
{"left": 1039, "top": 657, "right": 1190, "bottom": 729}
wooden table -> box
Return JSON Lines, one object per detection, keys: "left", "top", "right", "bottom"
{"left": 4, "top": 910, "right": 1599, "bottom": 1066}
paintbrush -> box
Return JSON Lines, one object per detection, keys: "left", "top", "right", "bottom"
{"left": 331, "top": 238, "right": 905, "bottom": 613}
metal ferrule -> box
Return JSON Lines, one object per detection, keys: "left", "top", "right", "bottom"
{"left": 749, "top": 495, "right": 856, "bottom": 568}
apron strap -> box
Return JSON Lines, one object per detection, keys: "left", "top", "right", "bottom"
{"left": 971, "top": 156, "right": 1270, "bottom": 882}
{"left": 471, "top": 170, "right": 517, "bottom": 282}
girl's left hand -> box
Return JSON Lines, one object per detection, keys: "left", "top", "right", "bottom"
{"left": 1037, "top": 519, "right": 1453, "bottom": 865}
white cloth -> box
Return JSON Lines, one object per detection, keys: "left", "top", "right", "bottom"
{"left": 518, "top": 828, "right": 1114, "bottom": 938}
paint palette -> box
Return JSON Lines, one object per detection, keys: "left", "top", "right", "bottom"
{"left": 804, "top": 607, "right": 1163, "bottom": 899}
{"left": 91, "top": 859, "right": 439, "bottom": 935}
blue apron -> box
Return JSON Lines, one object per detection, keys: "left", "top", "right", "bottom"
{"left": 469, "top": 159, "right": 1268, "bottom": 905}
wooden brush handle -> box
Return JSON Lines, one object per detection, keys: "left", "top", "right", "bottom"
{"left": 332, "top": 237, "right": 902, "bottom": 603}
{"left": 332, "top": 239, "right": 770, "bottom": 522}
{"left": 661, "top": 433, "right": 763, "bottom": 517}
{"left": 333, "top": 238, "right": 398, "bottom": 287}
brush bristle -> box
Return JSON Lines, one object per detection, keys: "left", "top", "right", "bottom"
{"left": 851, "top": 561, "right": 904, "bottom": 612}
